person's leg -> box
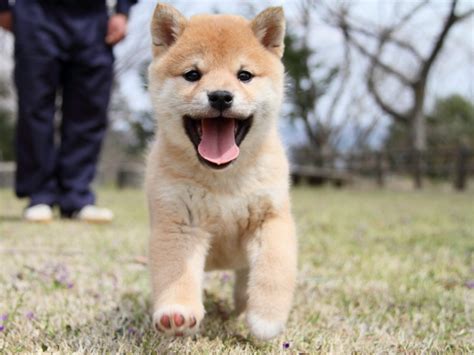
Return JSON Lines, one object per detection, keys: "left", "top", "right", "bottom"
{"left": 57, "top": 9, "right": 114, "bottom": 216}
{"left": 13, "top": 0, "right": 63, "bottom": 208}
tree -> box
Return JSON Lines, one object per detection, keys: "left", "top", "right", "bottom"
{"left": 284, "top": 0, "right": 380, "bottom": 166}
{"left": 328, "top": 0, "right": 474, "bottom": 187}
{"left": 284, "top": 31, "right": 339, "bottom": 162}
{"left": 427, "top": 94, "right": 474, "bottom": 149}
{"left": 386, "top": 94, "right": 474, "bottom": 151}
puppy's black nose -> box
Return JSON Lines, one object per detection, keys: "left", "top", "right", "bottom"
{"left": 208, "top": 90, "right": 233, "bottom": 111}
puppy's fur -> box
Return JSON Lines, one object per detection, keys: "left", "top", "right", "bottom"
{"left": 145, "top": 3, "right": 297, "bottom": 340}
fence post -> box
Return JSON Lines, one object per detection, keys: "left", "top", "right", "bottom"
{"left": 412, "top": 149, "right": 423, "bottom": 189}
{"left": 375, "top": 151, "right": 385, "bottom": 187}
{"left": 454, "top": 144, "right": 470, "bottom": 191}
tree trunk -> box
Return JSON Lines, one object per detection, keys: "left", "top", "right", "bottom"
{"left": 410, "top": 110, "right": 426, "bottom": 189}
{"left": 411, "top": 86, "right": 427, "bottom": 189}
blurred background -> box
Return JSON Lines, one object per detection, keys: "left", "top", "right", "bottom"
{"left": 0, "top": 0, "right": 473, "bottom": 191}
{"left": 0, "top": 2, "right": 473, "bottom": 351}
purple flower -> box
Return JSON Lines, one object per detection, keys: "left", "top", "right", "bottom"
{"left": 221, "top": 273, "right": 230, "bottom": 283}
{"left": 127, "top": 327, "right": 137, "bottom": 336}
{"left": 465, "top": 280, "right": 474, "bottom": 289}
{"left": 0, "top": 314, "right": 8, "bottom": 322}
{"left": 47, "top": 263, "right": 75, "bottom": 289}
{"left": 26, "top": 311, "right": 35, "bottom": 320}
{"left": 54, "top": 269, "right": 69, "bottom": 284}
{"left": 283, "top": 341, "right": 291, "bottom": 349}
{"left": 0, "top": 325, "right": 4, "bottom": 332}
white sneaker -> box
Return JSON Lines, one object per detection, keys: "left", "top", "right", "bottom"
{"left": 76, "top": 205, "right": 114, "bottom": 223}
{"left": 24, "top": 204, "right": 53, "bottom": 223}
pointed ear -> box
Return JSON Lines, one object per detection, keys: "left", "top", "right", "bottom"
{"left": 151, "top": 3, "right": 187, "bottom": 57}
{"left": 251, "top": 7, "right": 286, "bottom": 58}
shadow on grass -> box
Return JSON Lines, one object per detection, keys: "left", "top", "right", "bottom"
{"left": 200, "top": 290, "right": 258, "bottom": 346}
{"left": 53, "top": 289, "right": 264, "bottom": 352}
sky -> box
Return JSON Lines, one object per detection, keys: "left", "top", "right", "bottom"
{"left": 114, "top": 0, "right": 473, "bottom": 148}
{"left": 1, "top": 0, "right": 472, "bottom": 148}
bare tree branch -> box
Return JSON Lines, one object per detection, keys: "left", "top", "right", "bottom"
{"left": 301, "top": 112, "right": 320, "bottom": 147}
{"left": 419, "top": 0, "right": 471, "bottom": 81}
{"left": 323, "top": 0, "right": 471, "bottom": 187}
{"left": 324, "top": 1, "right": 429, "bottom": 60}
{"left": 325, "top": 36, "right": 351, "bottom": 124}
{"left": 344, "top": 23, "right": 423, "bottom": 61}
{"left": 338, "top": 12, "right": 415, "bottom": 87}
{"left": 331, "top": 0, "right": 469, "bottom": 125}
{"left": 393, "top": 0, "right": 430, "bottom": 29}
{"left": 455, "top": 8, "right": 474, "bottom": 21}
{"left": 331, "top": 88, "right": 364, "bottom": 141}
{"left": 417, "top": 0, "right": 457, "bottom": 81}
{"left": 366, "top": 39, "right": 409, "bottom": 123}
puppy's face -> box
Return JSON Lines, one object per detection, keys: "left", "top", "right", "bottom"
{"left": 148, "top": 5, "right": 285, "bottom": 170}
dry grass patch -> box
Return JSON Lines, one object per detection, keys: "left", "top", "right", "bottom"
{"left": 0, "top": 187, "right": 473, "bottom": 353}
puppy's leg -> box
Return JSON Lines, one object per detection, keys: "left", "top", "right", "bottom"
{"left": 233, "top": 268, "right": 249, "bottom": 315}
{"left": 246, "top": 212, "right": 297, "bottom": 340}
{"left": 150, "top": 224, "right": 209, "bottom": 336}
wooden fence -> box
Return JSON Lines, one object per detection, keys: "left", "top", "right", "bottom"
{"left": 291, "top": 146, "right": 473, "bottom": 190}
{"left": 0, "top": 147, "right": 472, "bottom": 190}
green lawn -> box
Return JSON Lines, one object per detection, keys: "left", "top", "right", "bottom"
{"left": 0, "top": 187, "right": 473, "bottom": 353}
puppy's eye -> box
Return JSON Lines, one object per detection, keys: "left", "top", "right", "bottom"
{"left": 237, "top": 70, "right": 253, "bottom": 82}
{"left": 183, "top": 70, "right": 202, "bottom": 82}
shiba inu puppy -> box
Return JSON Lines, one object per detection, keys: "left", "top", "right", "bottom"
{"left": 145, "top": 3, "right": 297, "bottom": 340}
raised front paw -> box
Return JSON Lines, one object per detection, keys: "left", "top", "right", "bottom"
{"left": 153, "top": 304, "right": 203, "bottom": 336}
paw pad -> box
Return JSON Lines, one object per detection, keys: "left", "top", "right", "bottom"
{"left": 153, "top": 306, "right": 202, "bottom": 336}
{"left": 160, "top": 314, "right": 171, "bottom": 329}
{"left": 173, "top": 314, "right": 184, "bottom": 327}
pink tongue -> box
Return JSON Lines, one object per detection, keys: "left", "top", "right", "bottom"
{"left": 198, "top": 118, "right": 240, "bottom": 165}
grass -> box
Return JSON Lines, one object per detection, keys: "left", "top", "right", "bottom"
{"left": 0, "top": 187, "right": 473, "bottom": 353}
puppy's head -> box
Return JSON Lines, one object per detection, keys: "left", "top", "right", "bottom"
{"left": 148, "top": 4, "right": 285, "bottom": 170}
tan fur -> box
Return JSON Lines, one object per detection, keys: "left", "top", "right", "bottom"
{"left": 145, "top": 3, "right": 297, "bottom": 340}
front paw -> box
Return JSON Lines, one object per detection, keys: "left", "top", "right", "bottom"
{"left": 153, "top": 304, "right": 204, "bottom": 336}
{"left": 246, "top": 312, "right": 285, "bottom": 340}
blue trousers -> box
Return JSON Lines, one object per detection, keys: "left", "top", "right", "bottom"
{"left": 13, "top": 0, "right": 114, "bottom": 214}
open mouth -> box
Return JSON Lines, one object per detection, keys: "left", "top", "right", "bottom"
{"left": 184, "top": 115, "right": 253, "bottom": 169}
